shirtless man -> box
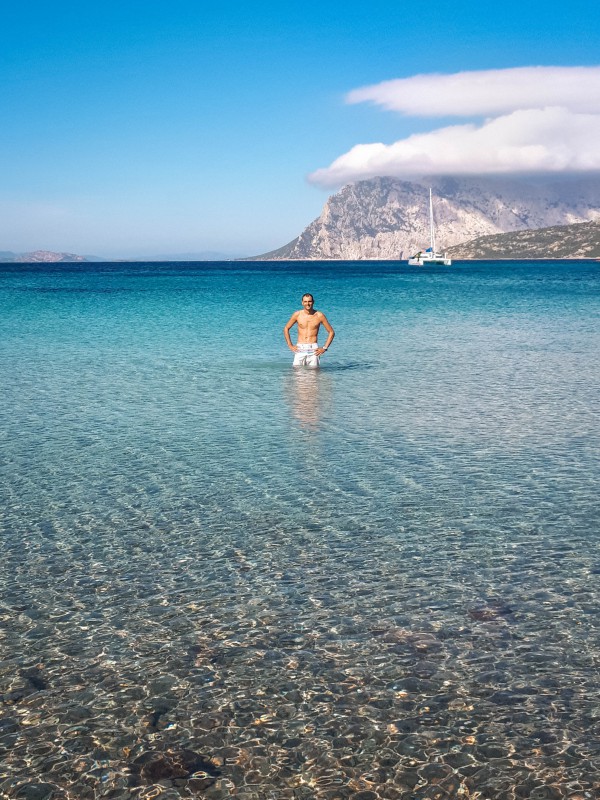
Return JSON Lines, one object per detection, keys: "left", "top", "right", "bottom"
{"left": 283, "top": 293, "right": 335, "bottom": 368}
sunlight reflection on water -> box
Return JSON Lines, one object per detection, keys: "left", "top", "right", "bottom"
{"left": 1, "top": 261, "right": 599, "bottom": 798}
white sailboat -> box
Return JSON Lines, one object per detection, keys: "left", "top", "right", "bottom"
{"left": 408, "top": 188, "right": 452, "bottom": 266}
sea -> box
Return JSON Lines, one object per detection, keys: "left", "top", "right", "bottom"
{"left": 0, "top": 260, "right": 599, "bottom": 800}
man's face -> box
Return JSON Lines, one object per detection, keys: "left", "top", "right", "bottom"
{"left": 302, "top": 296, "right": 314, "bottom": 312}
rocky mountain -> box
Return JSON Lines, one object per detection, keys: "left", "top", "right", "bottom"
{"left": 252, "top": 176, "right": 600, "bottom": 260}
{"left": 446, "top": 220, "right": 600, "bottom": 260}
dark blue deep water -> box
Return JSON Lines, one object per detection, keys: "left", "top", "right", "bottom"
{"left": 1, "top": 260, "right": 599, "bottom": 799}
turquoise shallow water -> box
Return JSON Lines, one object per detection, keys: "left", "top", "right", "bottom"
{"left": 1, "top": 260, "right": 599, "bottom": 799}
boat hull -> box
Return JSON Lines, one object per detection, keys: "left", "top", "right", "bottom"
{"left": 408, "top": 256, "right": 452, "bottom": 266}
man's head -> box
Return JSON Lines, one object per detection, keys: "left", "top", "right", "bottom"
{"left": 302, "top": 293, "right": 314, "bottom": 312}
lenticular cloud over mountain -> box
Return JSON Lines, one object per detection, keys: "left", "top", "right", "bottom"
{"left": 346, "top": 66, "right": 600, "bottom": 117}
{"left": 310, "top": 66, "right": 600, "bottom": 187}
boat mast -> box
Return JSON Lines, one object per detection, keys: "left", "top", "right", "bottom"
{"left": 429, "top": 188, "right": 436, "bottom": 252}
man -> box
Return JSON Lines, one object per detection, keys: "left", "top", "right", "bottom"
{"left": 283, "top": 293, "right": 335, "bottom": 368}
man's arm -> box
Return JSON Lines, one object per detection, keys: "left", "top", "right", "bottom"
{"left": 316, "top": 313, "right": 335, "bottom": 356}
{"left": 283, "top": 312, "right": 299, "bottom": 352}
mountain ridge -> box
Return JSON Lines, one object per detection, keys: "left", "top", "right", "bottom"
{"left": 249, "top": 176, "right": 600, "bottom": 260}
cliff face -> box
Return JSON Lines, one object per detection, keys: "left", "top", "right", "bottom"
{"left": 254, "top": 176, "right": 600, "bottom": 260}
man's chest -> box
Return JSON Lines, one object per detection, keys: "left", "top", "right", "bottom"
{"left": 298, "top": 312, "right": 320, "bottom": 330}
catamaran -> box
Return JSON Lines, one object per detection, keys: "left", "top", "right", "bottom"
{"left": 408, "top": 189, "right": 452, "bottom": 266}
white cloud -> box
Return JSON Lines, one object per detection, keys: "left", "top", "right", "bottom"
{"left": 346, "top": 66, "right": 600, "bottom": 117}
{"left": 310, "top": 108, "right": 600, "bottom": 187}
{"left": 310, "top": 66, "right": 600, "bottom": 187}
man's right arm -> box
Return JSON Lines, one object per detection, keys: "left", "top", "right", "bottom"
{"left": 283, "top": 313, "right": 298, "bottom": 352}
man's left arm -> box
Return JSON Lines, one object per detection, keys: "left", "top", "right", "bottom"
{"left": 316, "top": 314, "right": 335, "bottom": 356}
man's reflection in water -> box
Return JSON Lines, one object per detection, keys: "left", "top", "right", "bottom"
{"left": 284, "top": 368, "right": 333, "bottom": 432}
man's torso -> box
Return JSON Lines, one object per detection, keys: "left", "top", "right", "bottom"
{"left": 296, "top": 310, "right": 323, "bottom": 343}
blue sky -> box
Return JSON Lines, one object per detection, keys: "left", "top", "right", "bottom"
{"left": 1, "top": 0, "right": 599, "bottom": 257}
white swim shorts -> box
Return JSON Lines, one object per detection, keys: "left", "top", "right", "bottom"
{"left": 293, "top": 342, "right": 320, "bottom": 368}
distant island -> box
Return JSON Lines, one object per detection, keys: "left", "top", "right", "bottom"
{"left": 0, "top": 250, "right": 238, "bottom": 263}
{"left": 0, "top": 250, "right": 93, "bottom": 263}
